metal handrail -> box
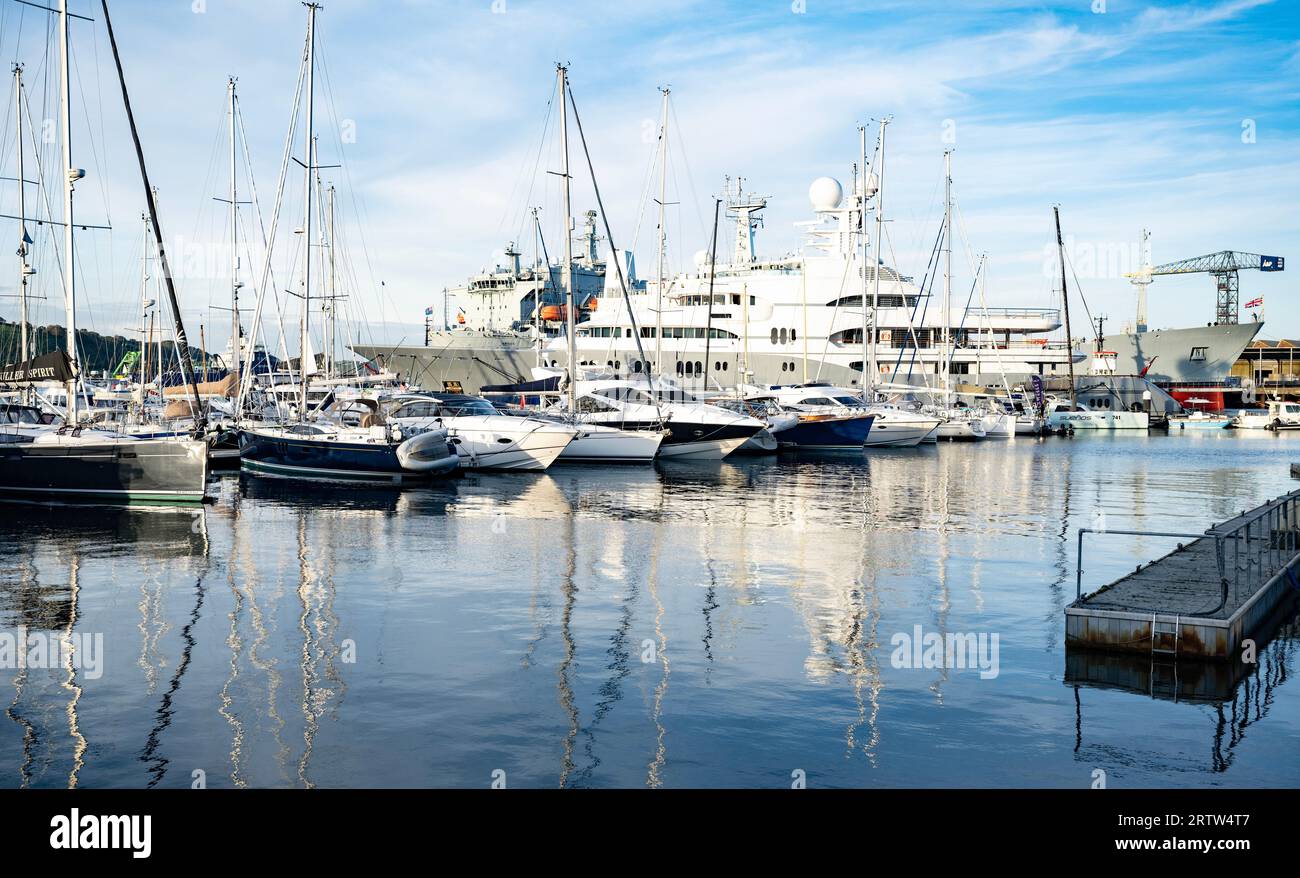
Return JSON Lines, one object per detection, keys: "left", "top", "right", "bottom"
{"left": 1076, "top": 528, "right": 1215, "bottom": 600}
{"left": 1077, "top": 492, "right": 1300, "bottom": 616}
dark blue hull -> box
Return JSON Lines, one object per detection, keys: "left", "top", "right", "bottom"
{"left": 782, "top": 415, "right": 874, "bottom": 448}
{"left": 238, "top": 430, "right": 447, "bottom": 483}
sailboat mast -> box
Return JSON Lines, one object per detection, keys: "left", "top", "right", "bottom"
{"left": 13, "top": 64, "right": 30, "bottom": 403}
{"left": 101, "top": 0, "right": 205, "bottom": 427}
{"left": 868, "top": 119, "right": 887, "bottom": 401}
{"left": 532, "top": 206, "right": 542, "bottom": 368}
{"left": 299, "top": 2, "right": 318, "bottom": 417}
{"left": 228, "top": 76, "right": 241, "bottom": 380}
{"left": 59, "top": 0, "right": 78, "bottom": 421}
{"left": 703, "top": 196, "right": 720, "bottom": 390}
{"left": 136, "top": 211, "right": 149, "bottom": 411}
{"left": 327, "top": 182, "right": 336, "bottom": 380}
{"left": 946, "top": 150, "right": 956, "bottom": 408}
{"left": 557, "top": 64, "right": 576, "bottom": 414}
{"left": 654, "top": 87, "right": 669, "bottom": 371}
{"left": 1054, "top": 205, "right": 1077, "bottom": 408}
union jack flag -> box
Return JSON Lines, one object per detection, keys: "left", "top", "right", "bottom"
{"left": 1245, "top": 296, "right": 1264, "bottom": 308}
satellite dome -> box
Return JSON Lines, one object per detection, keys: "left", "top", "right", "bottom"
{"left": 693, "top": 249, "right": 712, "bottom": 268}
{"left": 857, "top": 172, "right": 880, "bottom": 198}
{"left": 809, "top": 176, "right": 843, "bottom": 211}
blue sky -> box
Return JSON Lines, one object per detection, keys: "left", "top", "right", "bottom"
{"left": 0, "top": 0, "right": 1296, "bottom": 354}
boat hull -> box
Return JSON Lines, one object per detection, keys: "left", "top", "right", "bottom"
{"left": 783, "top": 414, "right": 875, "bottom": 449}
{"left": 0, "top": 435, "right": 209, "bottom": 502}
{"left": 558, "top": 426, "right": 665, "bottom": 462}
{"left": 1047, "top": 411, "right": 1150, "bottom": 430}
{"left": 238, "top": 429, "right": 458, "bottom": 483}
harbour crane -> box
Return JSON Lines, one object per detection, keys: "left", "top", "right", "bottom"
{"left": 1127, "top": 243, "right": 1284, "bottom": 327}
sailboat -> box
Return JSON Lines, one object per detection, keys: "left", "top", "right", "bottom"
{"left": 533, "top": 66, "right": 669, "bottom": 463}
{"left": 235, "top": 4, "right": 457, "bottom": 483}
{"left": 0, "top": 0, "right": 208, "bottom": 503}
{"left": 1043, "top": 206, "right": 1149, "bottom": 431}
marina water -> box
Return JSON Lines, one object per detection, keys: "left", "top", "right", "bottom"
{"left": 1, "top": 430, "right": 1297, "bottom": 788}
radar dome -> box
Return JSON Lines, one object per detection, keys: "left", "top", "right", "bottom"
{"left": 809, "top": 176, "right": 844, "bottom": 211}
{"left": 693, "top": 249, "right": 712, "bottom": 268}
{"left": 857, "top": 172, "right": 880, "bottom": 198}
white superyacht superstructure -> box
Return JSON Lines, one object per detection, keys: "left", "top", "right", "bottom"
{"left": 357, "top": 176, "right": 1073, "bottom": 394}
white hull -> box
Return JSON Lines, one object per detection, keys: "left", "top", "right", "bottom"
{"left": 387, "top": 412, "right": 576, "bottom": 471}
{"left": 1014, "top": 416, "right": 1044, "bottom": 435}
{"left": 935, "top": 420, "right": 986, "bottom": 441}
{"left": 658, "top": 435, "right": 751, "bottom": 460}
{"left": 980, "top": 413, "right": 1014, "bottom": 438}
{"left": 863, "top": 424, "right": 932, "bottom": 447}
{"left": 558, "top": 426, "right": 664, "bottom": 462}
{"left": 450, "top": 426, "right": 575, "bottom": 470}
{"left": 1047, "top": 411, "right": 1150, "bottom": 430}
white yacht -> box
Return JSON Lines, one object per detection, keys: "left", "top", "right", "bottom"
{"left": 563, "top": 377, "right": 765, "bottom": 460}
{"left": 355, "top": 174, "right": 1073, "bottom": 394}
{"left": 382, "top": 393, "right": 577, "bottom": 471}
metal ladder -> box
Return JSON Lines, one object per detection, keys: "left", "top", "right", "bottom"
{"left": 1151, "top": 613, "right": 1180, "bottom": 656}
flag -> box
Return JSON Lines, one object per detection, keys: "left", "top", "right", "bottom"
{"left": 1245, "top": 296, "right": 1263, "bottom": 308}
{"left": 424, "top": 306, "right": 433, "bottom": 316}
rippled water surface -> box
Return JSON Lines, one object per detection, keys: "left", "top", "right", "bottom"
{"left": 2, "top": 430, "right": 1298, "bottom": 788}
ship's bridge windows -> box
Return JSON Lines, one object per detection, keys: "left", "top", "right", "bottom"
{"left": 825, "top": 294, "right": 914, "bottom": 309}
{"left": 661, "top": 326, "right": 737, "bottom": 340}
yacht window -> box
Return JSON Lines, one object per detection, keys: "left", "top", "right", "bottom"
{"left": 832, "top": 396, "right": 866, "bottom": 407}
{"left": 595, "top": 387, "right": 654, "bottom": 403}
{"left": 791, "top": 328, "right": 797, "bottom": 342}
{"left": 676, "top": 361, "right": 684, "bottom": 375}
{"left": 801, "top": 397, "right": 835, "bottom": 406}
{"left": 0, "top": 406, "right": 42, "bottom": 424}
{"left": 694, "top": 361, "right": 702, "bottom": 375}
{"left": 286, "top": 425, "right": 326, "bottom": 435}
{"left": 779, "top": 328, "right": 788, "bottom": 344}
{"left": 654, "top": 390, "right": 698, "bottom": 402}
{"left": 577, "top": 396, "right": 616, "bottom": 414}
{"left": 392, "top": 402, "right": 439, "bottom": 419}
{"left": 439, "top": 399, "right": 496, "bottom": 416}
{"left": 771, "top": 328, "right": 779, "bottom": 344}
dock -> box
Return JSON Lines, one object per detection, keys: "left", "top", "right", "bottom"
{"left": 1066, "top": 489, "right": 1300, "bottom": 660}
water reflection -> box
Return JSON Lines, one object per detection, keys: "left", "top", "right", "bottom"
{"left": 0, "top": 434, "right": 1296, "bottom": 787}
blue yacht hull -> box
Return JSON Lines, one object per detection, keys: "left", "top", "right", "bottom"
{"left": 237, "top": 430, "right": 457, "bottom": 483}
{"left": 783, "top": 415, "right": 875, "bottom": 448}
